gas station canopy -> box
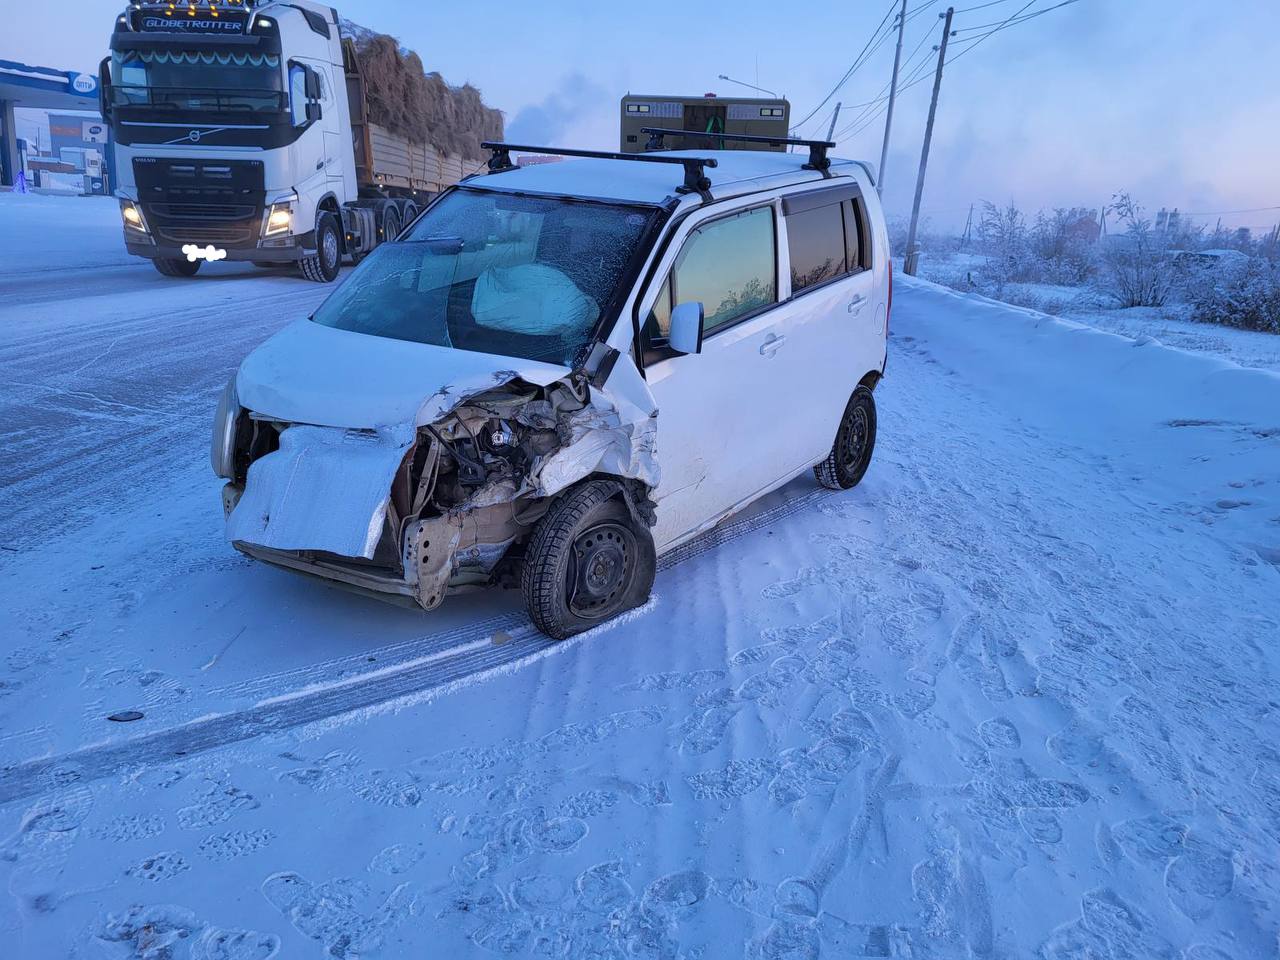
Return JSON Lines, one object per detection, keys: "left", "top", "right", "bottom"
{"left": 1, "top": 58, "right": 103, "bottom": 187}
{"left": 0, "top": 58, "right": 100, "bottom": 110}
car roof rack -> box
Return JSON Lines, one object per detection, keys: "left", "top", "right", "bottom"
{"left": 640, "top": 128, "right": 836, "bottom": 176}
{"left": 481, "top": 141, "right": 719, "bottom": 201}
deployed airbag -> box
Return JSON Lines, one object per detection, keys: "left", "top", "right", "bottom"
{"left": 471, "top": 264, "right": 597, "bottom": 337}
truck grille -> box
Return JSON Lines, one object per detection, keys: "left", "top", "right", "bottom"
{"left": 156, "top": 223, "right": 255, "bottom": 245}
{"left": 133, "top": 157, "right": 266, "bottom": 249}
{"left": 149, "top": 201, "right": 256, "bottom": 220}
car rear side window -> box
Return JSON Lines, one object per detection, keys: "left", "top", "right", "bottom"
{"left": 782, "top": 183, "right": 873, "bottom": 295}
{"left": 787, "top": 202, "right": 847, "bottom": 291}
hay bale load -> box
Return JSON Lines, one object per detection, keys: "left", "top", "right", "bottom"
{"left": 340, "top": 21, "right": 504, "bottom": 193}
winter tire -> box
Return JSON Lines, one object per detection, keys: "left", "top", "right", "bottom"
{"left": 300, "top": 213, "right": 341, "bottom": 283}
{"left": 521, "top": 481, "right": 656, "bottom": 640}
{"left": 815, "top": 384, "right": 877, "bottom": 490}
{"left": 153, "top": 257, "right": 201, "bottom": 278}
{"left": 380, "top": 205, "right": 401, "bottom": 243}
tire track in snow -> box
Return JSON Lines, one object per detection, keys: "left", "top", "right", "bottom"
{"left": 0, "top": 483, "right": 837, "bottom": 806}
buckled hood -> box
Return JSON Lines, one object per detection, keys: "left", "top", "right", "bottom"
{"left": 234, "top": 319, "right": 571, "bottom": 430}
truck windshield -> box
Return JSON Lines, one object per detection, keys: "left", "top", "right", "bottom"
{"left": 311, "top": 190, "right": 658, "bottom": 366}
{"left": 110, "top": 50, "right": 285, "bottom": 113}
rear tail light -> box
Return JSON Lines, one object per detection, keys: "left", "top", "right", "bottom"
{"left": 885, "top": 258, "right": 893, "bottom": 337}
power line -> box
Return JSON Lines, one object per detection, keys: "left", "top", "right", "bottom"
{"left": 791, "top": 0, "right": 901, "bottom": 131}
{"left": 832, "top": 23, "right": 937, "bottom": 138}
{"left": 952, "top": 0, "right": 1018, "bottom": 12}
{"left": 1179, "top": 205, "right": 1280, "bottom": 217}
{"left": 835, "top": 0, "right": 1084, "bottom": 145}
{"left": 953, "top": 0, "right": 1082, "bottom": 34}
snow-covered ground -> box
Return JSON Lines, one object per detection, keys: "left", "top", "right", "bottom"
{"left": 1, "top": 195, "right": 1279, "bottom": 958}
{"left": 915, "top": 251, "right": 1280, "bottom": 375}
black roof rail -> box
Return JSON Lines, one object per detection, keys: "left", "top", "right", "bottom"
{"left": 480, "top": 141, "right": 718, "bottom": 201}
{"left": 640, "top": 128, "right": 837, "bottom": 176}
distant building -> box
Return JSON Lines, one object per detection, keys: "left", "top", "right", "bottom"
{"left": 1065, "top": 212, "right": 1102, "bottom": 244}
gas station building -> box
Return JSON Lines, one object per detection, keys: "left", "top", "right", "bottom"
{"left": 1, "top": 58, "right": 114, "bottom": 192}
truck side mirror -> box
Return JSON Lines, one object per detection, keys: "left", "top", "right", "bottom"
{"left": 98, "top": 56, "right": 112, "bottom": 121}
{"left": 668, "top": 301, "right": 704, "bottom": 355}
{"left": 306, "top": 100, "right": 322, "bottom": 123}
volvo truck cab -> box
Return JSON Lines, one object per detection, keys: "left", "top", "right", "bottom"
{"left": 102, "top": 0, "right": 385, "bottom": 280}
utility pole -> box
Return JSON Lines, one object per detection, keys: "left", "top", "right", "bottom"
{"left": 877, "top": 0, "right": 909, "bottom": 195}
{"left": 960, "top": 203, "right": 974, "bottom": 247}
{"left": 903, "top": 6, "right": 954, "bottom": 276}
{"left": 825, "top": 102, "right": 842, "bottom": 142}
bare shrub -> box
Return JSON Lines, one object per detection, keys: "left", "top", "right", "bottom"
{"left": 975, "top": 201, "right": 1036, "bottom": 289}
{"left": 1098, "top": 193, "right": 1172, "bottom": 308}
{"left": 1031, "top": 207, "right": 1099, "bottom": 285}
{"left": 1185, "top": 258, "right": 1280, "bottom": 332}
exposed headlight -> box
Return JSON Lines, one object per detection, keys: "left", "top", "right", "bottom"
{"left": 264, "top": 201, "right": 293, "bottom": 237}
{"left": 211, "top": 378, "right": 242, "bottom": 480}
{"left": 120, "top": 200, "right": 150, "bottom": 236}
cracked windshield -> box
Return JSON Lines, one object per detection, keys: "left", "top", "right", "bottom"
{"left": 312, "top": 190, "right": 657, "bottom": 365}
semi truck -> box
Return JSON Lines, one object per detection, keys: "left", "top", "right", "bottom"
{"left": 99, "top": 0, "right": 497, "bottom": 281}
{"left": 620, "top": 94, "right": 791, "bottom": 153}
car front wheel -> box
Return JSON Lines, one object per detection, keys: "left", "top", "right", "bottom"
{"left": 521, "top": 481, "right": 656, "bottom": 640}
{"left": 815, "top": 384, "right": 877, "bottom": 490}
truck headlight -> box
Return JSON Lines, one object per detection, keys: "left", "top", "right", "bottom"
{"left": 211, "top": 378, "right": 242, "bottom": 480}
{"left": 264, "top": 201, "right": 293, "bottom": 237}
{"left": 120, "top": 199, "right": 150, "bottom": 237}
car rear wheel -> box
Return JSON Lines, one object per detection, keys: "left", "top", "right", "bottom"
{"left": 814, "top": 384, "right": 877, "bottom": 490}
{"left": 300, "top": 213, "right": 341, "bottom": 283}
{"left": 153, "top": 257, "right": 201, "bottom": 278}
{"left": 521, "top": 481, "right": 656, "bottom": 640}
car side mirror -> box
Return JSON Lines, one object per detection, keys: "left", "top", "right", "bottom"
{"left": 668, "top": 301, "right": 704, "bottom": 355}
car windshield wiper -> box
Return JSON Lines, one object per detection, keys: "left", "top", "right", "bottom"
{"left": 398, "top": 235, "right": 465, "bottom": 254}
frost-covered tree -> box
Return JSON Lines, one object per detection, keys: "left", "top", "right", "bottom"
{"left": 1186, "top": 257, "right": 1280, "bottom": 332}
{"left": 976, "top": 201, "right": 1035, "bottom": 289}
{"left": 1098, "top": 193, "right": 1172, "bottom": 308}
{"left": 1031, "top": 207, "right": 1099, "bottom": 285}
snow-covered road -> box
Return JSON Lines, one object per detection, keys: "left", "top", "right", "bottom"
{"left": 1, "top": 196, "right": 1278, "bottom": 958}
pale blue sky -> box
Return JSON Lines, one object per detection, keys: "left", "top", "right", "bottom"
{"left": 16, "top": 0, "right": 1279, "bottom": 231}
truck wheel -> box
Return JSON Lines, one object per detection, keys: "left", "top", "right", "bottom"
{"left": 153, "top": 257, "right": 201, "bottom": 278}
{"left": 380, "top": 206, "right": 401, "bottom": 243}
{"left": 814, "top": 385, "right": 877, "bottom": 490}
{"left": 300, "top": 213, "right": 341, "bottom": 283}
{"left": 521, "top": 481, "right": 656, "bottom": 640}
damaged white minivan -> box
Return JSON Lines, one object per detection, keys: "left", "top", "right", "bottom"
{"left": 212, "top": 135, "right": 890, "bottom": 638}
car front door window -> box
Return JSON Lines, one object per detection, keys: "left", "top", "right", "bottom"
{"left": 673, "top": 205, "right": 776, "bottom": 335}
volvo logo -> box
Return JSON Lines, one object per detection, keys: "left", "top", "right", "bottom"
{"left": 188, "top": 129, "right": 202, "bottom": 143}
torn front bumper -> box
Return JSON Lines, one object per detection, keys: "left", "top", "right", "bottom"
{"left": 225, "top": 484, "right": 468, "bottom": 610}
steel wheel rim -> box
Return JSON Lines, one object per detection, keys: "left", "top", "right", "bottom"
{"left": 840, "top": 405, "right": 870, "bottom": 472}
{"left": 322, "top": 229, "right": 339, "bottom": 270}
{"left": 567, "top": 522, "right": 635, "bottom": 619}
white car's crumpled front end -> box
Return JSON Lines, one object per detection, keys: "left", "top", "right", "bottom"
{"left": 216, "top": 319, "right": 659, "bottom": 608}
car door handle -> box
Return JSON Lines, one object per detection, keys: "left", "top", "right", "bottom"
{"left": 759, "top": 333, "right": 787, "bottom": 356}
{"left": 847, "top": 295, "right": 867, "bottom": 314}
